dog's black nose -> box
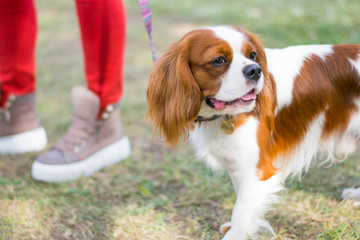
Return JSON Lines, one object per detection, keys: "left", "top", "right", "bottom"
{"left": 242, "top": 64, "right": 262, "bottom": 82}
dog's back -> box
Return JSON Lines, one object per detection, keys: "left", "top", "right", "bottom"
{"left": 265, "top": 44, "right": 360, "bottom": 175}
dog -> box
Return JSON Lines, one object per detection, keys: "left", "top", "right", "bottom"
{"left": 146, "top": 25, "right": 360, "bottom": 240}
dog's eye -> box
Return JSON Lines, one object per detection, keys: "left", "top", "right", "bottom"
{"left": 210, "top": 57, "right": 227, "bottom": 66}
{"left": 249, "top": 52, "right": 257, "bottom": 61}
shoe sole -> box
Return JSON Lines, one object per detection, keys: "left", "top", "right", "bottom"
{"left": 0, "top": 127, "right": 48, "bottom": 154}
{"left": 31, "top": 136, "right": 131, "bottom": 183}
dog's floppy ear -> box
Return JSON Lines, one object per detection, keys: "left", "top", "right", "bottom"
{"left": 146, "top": 34, "right": 202, "bottom": 147}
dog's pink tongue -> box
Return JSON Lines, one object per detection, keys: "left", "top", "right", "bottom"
{"left": 241, "top": 90, "right": 257, "bottom": 101}
{"left": 210, "top": 99, "right": 226, "bottom": 110}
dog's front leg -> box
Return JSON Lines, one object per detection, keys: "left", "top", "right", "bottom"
{"left": 221, "top": 171, "right": 283, "bottom": 240}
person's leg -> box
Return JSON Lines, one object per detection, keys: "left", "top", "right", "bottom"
{"left": 76, "top": 0, "right": 126, "bottom": 115}
{"left": 0, "top": 0, "right": 37, "bottom": 106}
{"left": 0, "top": 0, "right": 47, "bottom": 153}
{"left": 32, "top": 0, "right": 130, "bottom": 182}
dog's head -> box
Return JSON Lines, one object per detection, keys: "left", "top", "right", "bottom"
{"left": 146, "top": 25, "right": 273, "bottom": 146}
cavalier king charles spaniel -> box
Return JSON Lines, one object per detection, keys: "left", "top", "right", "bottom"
{"left": 146, "top": 25, "right": 360, "bottom": 240}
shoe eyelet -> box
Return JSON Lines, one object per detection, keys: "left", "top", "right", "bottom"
{"left": 8, "top": 95, "right": 15, "bottom": 101}
{"left": 102, "top": 112, "right": 109, "bottom": 120}
{"left": 73, "top": 146, "right": 80, "bottom": 153}
{"left": 106, "top": 105, "right": 114, "bottom": 112}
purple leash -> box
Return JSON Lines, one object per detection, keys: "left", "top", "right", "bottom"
{"left": 138, "top": 0, "right": 158, "bottom": 62}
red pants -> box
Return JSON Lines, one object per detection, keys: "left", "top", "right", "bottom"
{"left": 0, "top": 0, "right": 126, "bottom": 113}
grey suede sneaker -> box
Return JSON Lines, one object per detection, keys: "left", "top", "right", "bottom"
{"left": 31, "top": 86, "right": 131, "bottom": 182}
{"left": 0, "top": 93, "right": 47, "bottom": 154}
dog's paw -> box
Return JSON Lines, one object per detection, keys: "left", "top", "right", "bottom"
{"left": 342, "top": 188, "right": 360, "bottom": 206}
{"left": 220, "top": 222, "right": 231, "bottom": 235}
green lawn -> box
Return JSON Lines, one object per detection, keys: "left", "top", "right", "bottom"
{"left": 0, "top": 0, "right": 359, "bottom": 239}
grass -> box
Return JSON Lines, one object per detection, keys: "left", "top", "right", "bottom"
{"left": 0, "top": 0, "right": 360, "bottom": 239}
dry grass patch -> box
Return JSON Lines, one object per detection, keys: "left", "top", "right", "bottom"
{"left": 0, "top": 198, "right": 54, "bottom": 240}
{"left": 111, "top": 204, "right": 191, "bottom": 240}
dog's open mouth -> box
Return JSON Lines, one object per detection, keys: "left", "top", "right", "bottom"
{"left": 206, "top": 89, "right": 257, "bottom": 110}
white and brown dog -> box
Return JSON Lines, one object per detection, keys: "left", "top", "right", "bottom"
{"left": 146, "top": 25, "right": 360, "bottom": 240}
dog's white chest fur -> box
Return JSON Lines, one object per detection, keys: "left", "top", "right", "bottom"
{"left": 190, "top": 117, "right": 260, "bottom": 173}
